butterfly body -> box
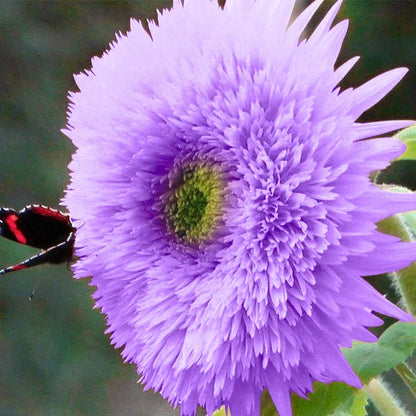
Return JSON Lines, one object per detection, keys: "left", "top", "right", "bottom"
{"left": 0, "top": 205, "right": 75, "bottom": 274}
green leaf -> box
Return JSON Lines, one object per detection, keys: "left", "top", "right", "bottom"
{"left": 396, "top": 363, "right": 416, "bottom": 398}
{"left": 211, "top": 406, "right": 228, "bottom": 416}
{"left": 331, "top": 389, "right": 368, "bottom": 416}
{"left": 400, "top": 210, "right": 416, "bottom": 241}
{"left": 395, "top": 124, "right": 416, "bottom": 161}
{"left": 345, "top": 389, "right": 368, "bottom": 416}
{"left": 377, "top": 202, "right": 416, "bottom": 315}
{"left": 390, "top": 262, "right": 416, "bottom": 317}
{"left": 377, "top": 209, "right": 416, "bottom": 243}
{"left": 261, "top": 390, "right": 278, "bottom": 416}
{"left": 292, "top": 382, "right": 367, "bottom": 416}
{"left": 343, "top": 321, "right": 416, "bottom": 384}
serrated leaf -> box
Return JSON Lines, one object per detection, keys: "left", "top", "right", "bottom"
{"left": 395, "top": 124, "right": 416, "bottom": 160}
{"left": 292, "top": 382, "right": 364, "bottom": 416}
{"left": 343, "top": 321, "right": 416, "bottom": 384}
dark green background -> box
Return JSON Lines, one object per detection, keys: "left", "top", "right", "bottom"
{"left": 0, "top": 1, "right": 414, "bottom": 415}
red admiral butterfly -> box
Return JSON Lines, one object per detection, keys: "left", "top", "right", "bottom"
{"left": 0, "top": 205, "right": 75, "bottom": 275}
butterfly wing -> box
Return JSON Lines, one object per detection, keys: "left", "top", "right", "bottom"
{"left": 0, "top": 205, "right": 76, "bottom": 275}
{"left": 0, "top": 205, "right": 73, "bottom": 249}
{"left": 0, "top": 232, "right": 75, "bottom": 275}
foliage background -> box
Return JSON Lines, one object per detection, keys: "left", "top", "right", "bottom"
{"left": 0, "top": 1, "right": 414, "bottom": 415}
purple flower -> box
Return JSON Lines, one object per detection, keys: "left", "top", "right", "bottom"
{"left": 63, "top": 1, "right": 416, "bottom": 415}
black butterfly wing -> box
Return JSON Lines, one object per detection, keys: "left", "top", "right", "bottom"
{"left": 0, "top": 205, "right": 73, "bottom": 249}
{"left": 0, "top": 232, "right": 75, "bottom": 275}
{"left": 0, "top": 205, "right": 76, "bottom": 275}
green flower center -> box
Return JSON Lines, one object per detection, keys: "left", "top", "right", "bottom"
{"left": 165, "top": 165, "right": 223, "bottom": 244}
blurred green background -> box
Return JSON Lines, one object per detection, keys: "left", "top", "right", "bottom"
{"left": 0, "top": 1, "right": 414, "bottom": 416}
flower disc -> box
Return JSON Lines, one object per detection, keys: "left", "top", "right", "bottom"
{"left": 165, "top": 164, "right": 223, "bottom": 244}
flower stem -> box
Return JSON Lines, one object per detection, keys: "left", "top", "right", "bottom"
{"left": 395, "top": 362, "right": 416, "bottom": 399}
{"left": 364, "top": 378, "right": 410, "bottom": 416}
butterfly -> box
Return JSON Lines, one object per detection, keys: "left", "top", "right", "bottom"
{"left": 0, "top": 205, "right": 75, "bottom": 275}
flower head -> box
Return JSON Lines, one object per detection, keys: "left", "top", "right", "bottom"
{"left": 64, "top": 1, "right": 416, "bottom": 415}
